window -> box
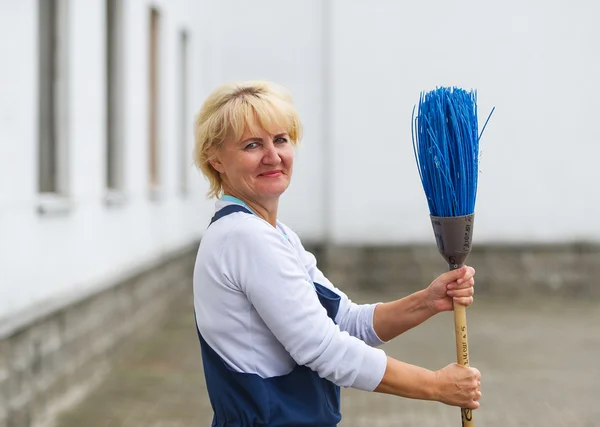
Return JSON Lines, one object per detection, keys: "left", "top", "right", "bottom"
{"left": 148, "top": 8, "right": 160, "bottom": 197}
{"left": 106, "top": 0, "right": 125, "bottom": 200}
{"left": 178, "top": 30, "right": 189, "bottom": 196}
{"left": 38, "top": 0, "right": 69, "bottom": 206}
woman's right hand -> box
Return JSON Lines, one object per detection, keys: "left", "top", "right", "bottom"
{"left": 434, "top": 363, "right": 481, "bottom": 409}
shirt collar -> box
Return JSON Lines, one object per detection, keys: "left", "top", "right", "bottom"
{"left": 221, "top": 194, "right": 252, "bottom": 211}
{"left": 218, "top": 195, "right": 289, "bottom": 240}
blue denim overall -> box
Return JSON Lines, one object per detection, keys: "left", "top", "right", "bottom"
{"left": 196, "top": 204, "right": 342, "bottom": 426}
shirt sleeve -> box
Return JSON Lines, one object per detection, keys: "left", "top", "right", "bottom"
{"left": 287, "top": 229, "right": 388, "bottom": 348}
{"left": 221, "top": 219, "right": 387, "bottom": 391}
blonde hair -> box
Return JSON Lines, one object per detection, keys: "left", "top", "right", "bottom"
{"left": 194, "top": 80, "right": 303, "bottom": 198}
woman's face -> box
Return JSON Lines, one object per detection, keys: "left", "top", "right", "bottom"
{"left": 211, "top": 124, "right": 294, "bottom": 203}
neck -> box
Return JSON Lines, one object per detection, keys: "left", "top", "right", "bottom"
{"left": 222, "top": 187, "right": 279, "bottom": 227}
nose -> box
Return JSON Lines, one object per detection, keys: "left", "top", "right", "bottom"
{"left": 262, "top": 140, "right": 281, "bottom": 165}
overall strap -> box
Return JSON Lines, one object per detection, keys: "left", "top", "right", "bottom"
{"left": 209, "top": 204, "right": 253, "bottom": 226}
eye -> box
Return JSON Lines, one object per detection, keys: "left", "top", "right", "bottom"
{"left": 244, "top": 141, "right": 260, "bottom": 150}
{"left": 274, "top": 137, "right": 288, "bottom": 144}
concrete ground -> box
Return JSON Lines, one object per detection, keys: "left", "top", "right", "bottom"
{"left": 55, "top": 290, "right": 600, "bottom": 427}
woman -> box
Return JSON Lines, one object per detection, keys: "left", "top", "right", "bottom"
{"left": 193, "top": 80, "right": 481, "bottom": 426}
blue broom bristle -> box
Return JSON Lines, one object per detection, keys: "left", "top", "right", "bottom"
{"left": 411, "top": 87, "right": 494, "bottom": 218}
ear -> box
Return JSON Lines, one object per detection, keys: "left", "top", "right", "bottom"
{"left": 209, "top": 156, "right": 225, "bottom": 173}
{"left": 207, "top": 147, "right": 225, "bottom": 173}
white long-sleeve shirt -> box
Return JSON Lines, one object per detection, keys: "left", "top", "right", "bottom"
{"left": 193, "top": 199, "right": 388, "bottom": 392}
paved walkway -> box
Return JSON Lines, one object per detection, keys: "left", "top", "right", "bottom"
{"left": 55, "top": 290, "right": 600, "bottom": 427}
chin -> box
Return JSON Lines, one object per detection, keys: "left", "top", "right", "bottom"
{"left": 259, "top": 181, "right": 290, "bottom": 198}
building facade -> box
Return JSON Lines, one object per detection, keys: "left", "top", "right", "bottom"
{"left": 1, "top": 1, "right": 599, "bottom": 426}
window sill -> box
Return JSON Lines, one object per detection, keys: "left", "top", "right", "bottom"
{"left": 37, "top": 193, "right": 72, "bottom": 216}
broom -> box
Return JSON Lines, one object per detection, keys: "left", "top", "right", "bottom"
{"left": 411, "top": 87, "right": 493, "bottom": 427}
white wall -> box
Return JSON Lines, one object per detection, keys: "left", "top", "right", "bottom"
{"left": 0, "top": 0, "right": 212, "bottom": 322}
{"left": 1, "top": 0, "right": 598, "bottom": 322}
{"left": 201, "top": 0, "right": 600, "bottom": 245}
{"left": 209, "top": 0, "right": 328, "bottom": 241}
{"left": 329, "top": 0, "right": 600, "bottom": 244}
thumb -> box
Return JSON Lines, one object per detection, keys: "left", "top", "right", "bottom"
{"left": 440, "top": 265, "right": 467, "bottom": 282}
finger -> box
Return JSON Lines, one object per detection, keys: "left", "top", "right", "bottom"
{"left": 448, "top": 277, "right": 473, "bottom": 290}
{"left": 442, "top": 266, "right": 468, "bottom": 283}
{"left": 471, "top": 368, "right": 481, "bottom": 380}
{"left": 473, "top": 391, "right": 482, "bottom": 401}
{"left": 448, "top": 286, "right": 474, "bottom": 298}
{"left": 446, "top": 281, "right": 459, "bottom": 290}
{"left": 457, "top": 266, "right": 475, "bottom": 284}
{"left": 455, "top": 277, "right": 475, "bottom": 290}
{"left": 453, "top": 296, "right": 473, "bottom": 306}
{"left": 466, "top": 400, "right": 480, "bottom": 410}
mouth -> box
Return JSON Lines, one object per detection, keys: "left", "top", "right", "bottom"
{"left": 259, "top": 170, "right": 283, "bottom": 178}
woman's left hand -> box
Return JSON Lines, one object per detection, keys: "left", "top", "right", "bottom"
{"left": 426, "top": 265, "right": 476, "bottom": 314}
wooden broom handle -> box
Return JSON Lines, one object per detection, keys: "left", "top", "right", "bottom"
{"left": 453, "top": 300, "right": 474, "bottom": 426}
